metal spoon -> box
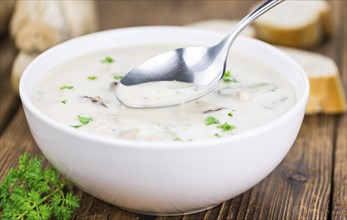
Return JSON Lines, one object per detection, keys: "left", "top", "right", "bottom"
{"left": 116, "top": 0, "right": 283, "bottom": 108}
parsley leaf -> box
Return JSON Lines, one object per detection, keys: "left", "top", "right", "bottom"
{"left": 87, "top": 75, "right": 97, "bottom": 80}
{"left": 174, "top": 137, "right": 182, "bottom": 141}
{"left": 113, "top": 75, "right": 123, "bottom": 80}
{"left": 228, "top": 112, "right": 233, "bottom": 117}
{"left": 78, "top": 115, "right": 93, "bottom": 125}
{"left": 71, "top": 115, "right": 93, "bottom": 128}
{"left": 223, "top": 70, "right": 238, "bottom": 83}
{"left": 71, "top": 124, "right": 82, "bottom": 129}
{"left": 59, "top": 85, "right": 74, "bottom": 90}
{"left": 61, "top": 100, "right": 67, "bottom": 104}
{"left": 102, "top": 56, "right": 114, "bottom": 63}
{"left": 217, "top": 122, "right": 235, "bottom": 131}
{"left": 0, "top": 153, "right": 80, "bottom": 220}
{"left": 205, "top": 116, "right": 220, "bottom": 125}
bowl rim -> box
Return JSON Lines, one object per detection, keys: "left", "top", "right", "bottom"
{"left": 19, "top": 26, "right": 310, "bottom": 150}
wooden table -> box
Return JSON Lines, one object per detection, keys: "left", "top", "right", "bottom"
{"left": 1, "top": 1, "right": 346, "bottom": 219}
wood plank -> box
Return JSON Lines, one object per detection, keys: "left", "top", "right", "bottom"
{"left": 0, "top": 36, "right": 19, "bottom": 133}
{"left": 74, "top": 192, "right": 142, "bottom": 220}
{"left": 332, "top": 1, "right": 347, "bottom": 219}
{"left": 96, "top": 1, "right": 255, "bottom": 30}
{"left": 332, "top": 114, "right": 347, "bottom": 219}
{"left": 0, "top": 108, "right": 40, "bottom": 180}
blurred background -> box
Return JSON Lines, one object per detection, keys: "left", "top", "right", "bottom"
{"left": 97, "top": 1, "right": 255, "bottom": 28}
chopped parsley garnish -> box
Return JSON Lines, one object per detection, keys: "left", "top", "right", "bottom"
{"left": 174, "top": 137, "right": 182, "bottom": 141}
{"left": 61, "top": 100, "right": 68, "bottom": 104}
{"left": 217, "top": 122, "right": 235, "bottom": 131}
{"left": 205, "top": 116, "right": 220, "bottom": 125}
{"left": 224, "top": 70, "right": 231, "bottom": 78}
{"left": 102, "top": 56, "right": 114, "bottom": 63}
{"left": 59, "top": 85, "right": 74, "bottom": 90}
{"left": 71, "top": 115, "right": 93, "bottom": 128}
{"left": 87, "top": 75, "right": 97, "bottom": 80}
{"left": 113, "top": 75, "right": 123, "bottom": 80}
{"left": 78, "top": 115, "right": 93, "bottom": 125}
{"left": 205, "top": 113, "right": 236, "bottom": 133}
{"left": 223, "top": 70, "right": 238, "bottom": 83}
{"left": 71, "top": 125, "right": 82, "bottom": 129}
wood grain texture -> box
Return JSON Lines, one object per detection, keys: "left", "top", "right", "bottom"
{"left": 331, "top": 1, "right": 347, "bottom": 219}
{"left": 209, "top": 115, "right": 335, "bottom": 220}
{"left": 0, "top": 108, "right": 39, "bottom": 180}
{"left": 0, "top": 1, "right": 346, "bottom": 219}
{"left": 333, "top": 113, "right": 347, "bottom": 220}
{"left": 96, "top": 1, "right": 255, "bottom": 30}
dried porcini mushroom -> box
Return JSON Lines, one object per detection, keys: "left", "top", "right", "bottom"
{"left": 110, "top": 81, "right": 118, "bottom": 91}
{"left": 203, "top": 107, "right": 226, "bottom": 114}
{"left": 81, "top": 95, "right": 108, "bottom": 108}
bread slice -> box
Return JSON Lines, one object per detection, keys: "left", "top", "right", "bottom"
{"left": 11, "top": 52, "right": 39, "bottom": 94}
{"left": 186, "top": 19, "right": 256, "bottom": 38}
{"left": 277, "top": 46, "right": 346, "bottom": 114}
{"left": 253, "top": 0, "right": 333, "bottom": 48}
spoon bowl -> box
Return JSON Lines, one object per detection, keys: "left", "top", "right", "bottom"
{"left": 116, "top": 46, "right": 224, "bottom": 108}
{"left": 116, "top": 0, "right": 284, "bottom": 108}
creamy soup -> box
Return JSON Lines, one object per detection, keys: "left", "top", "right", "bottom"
{"left": 33, "top": 45, "right": 296, "bottom": 141}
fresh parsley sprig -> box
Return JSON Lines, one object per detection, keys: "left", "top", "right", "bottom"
{"left": 0, "top": 153, "right": 80, "bottom": 220}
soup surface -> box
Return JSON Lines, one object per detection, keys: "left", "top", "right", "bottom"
{"left": 33, "top": 45, "right": 296, "bottom": 141}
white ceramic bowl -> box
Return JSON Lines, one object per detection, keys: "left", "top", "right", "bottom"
{"left": 20, "top": 26, "right": 309, "bottom": 216}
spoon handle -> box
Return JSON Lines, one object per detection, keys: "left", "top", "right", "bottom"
{"left": 219, "top": 0, "right": 284, "bottom": 52}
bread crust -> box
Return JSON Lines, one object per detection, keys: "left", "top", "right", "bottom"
{"left": 277, "top": 46, "right": 346, "bottom": 114}
{"left": 307, "top": 75, "right": 346, "bottom": 114}
{"left": 255, "top": 19, "right": 322, "bottom": 48}
{"left": 254, "top": 1, "right": 332, "bottom": 48}
{"left": 11, "top": 52, "right": 38, "bottom": 94}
